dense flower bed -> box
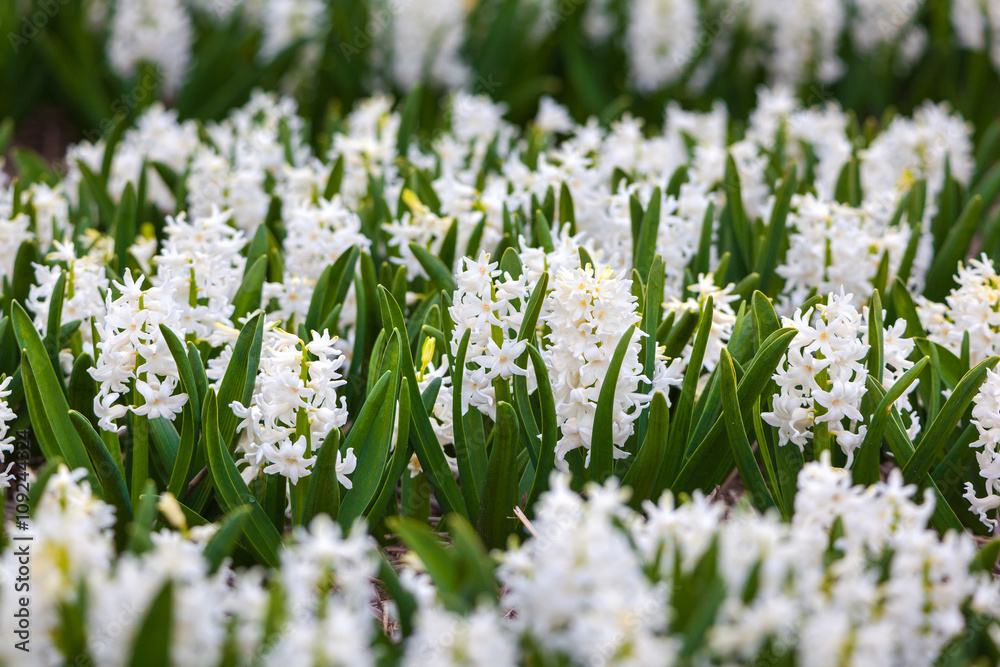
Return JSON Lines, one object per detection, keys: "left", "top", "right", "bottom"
{"left": 2, "top": 7, "right": 1000, "bottom": 663}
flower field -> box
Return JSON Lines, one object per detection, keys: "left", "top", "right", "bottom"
{"left": 3, "top": 0, "right": 1000, "bottom": 665}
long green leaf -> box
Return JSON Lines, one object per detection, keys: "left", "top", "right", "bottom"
{"left": 70, "top": 410, "right": 132, "bottom": 550}
{"left": 12, "top": 302, "right": 96, "bottom": 480}
{"left": 203, "top": 389, "right": 281, "bottom": 567}
{"left": 377, "top": 286, "right": 466, "bottom": 516}
{"left": 217, "top": 313, "right": 264, "bottom": 448}
{"left": 902, "top": 355, "right": 1000, "bottom": 483}
{"left": 477, "top": 402, "right": 519, "bottom": 550}
{"left": 591, "top": 325, "right": 637, "bottom": 482}
{"left": 719, "top": 349, "right": 773, "bottom": 512}
{"left": 338, "top": 370, "right": 397, "bottom": 528}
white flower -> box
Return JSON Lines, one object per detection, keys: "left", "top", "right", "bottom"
{"left": 263, "top": 436, "right": 317, "bottom": 484}
{"left": 132, "top": 377, "right": 188, "bottom": 421}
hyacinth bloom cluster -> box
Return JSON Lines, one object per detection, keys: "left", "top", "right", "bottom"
{"left": 153, "top": 208, "right": 247, "bottom": 341}
{"left": 0, "top": 467, "right": 376, "bottom": 667}
{"left": 965, "top": 368, "right": 1000, "bottom": 529}
{"left": 919, "top": 254, "right": 1000, "bottom": 364}
{"left": 665, "top": 273, "right": 738, "bottom": 373}
{"left": 7, "top": 456, "right": 1000, "bottom": 666}
{"left": 500, "top": 454, "right": 998, "bottom": 666}
{"left": 229, "top": 325, "right": 355, "bottom": 488}
{"left": 449, "top": 252, "right": 531, "bottom": 420}
{"left": 543, "top": 264, "right": 647, "bottom": 468}
{"left": 89, "top": 270, "right": 189, "bottom": 431}
{"left": 27, "top": 238, "right": 111, "bottom": 354}
{"left": 763, "top": 291, "right": 919, "bottom": 465}
{"left": 0, "top": 376, "right": 16, "bottom": 489}
{"left": 266, "top": 194, "right": 369, "bottom": 333}
{"left": 777, "top": 194, "right": 911, "bottom": 313}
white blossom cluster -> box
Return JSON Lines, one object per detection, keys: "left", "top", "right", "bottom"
{"left": 89, "top": 270, "right": 190, "bottom": 431}
{"left": 66, "top": 0, "right": 1000, "bottom": 106}
{"left": 381, "top": 0, "right": 470, "bottom": 91}
{"left": 228, "top": 325, "right": 355, "bottom": 488}
{"left": 665, "top": 272, "right": 739, "bottom": 373}
{"left": 10, "top": 453, "right": 999, "bottom": 666}
{"left": 965, "top": 367, "right": 1000, "bottom": 529}
{"left": 153, "top": 208, "right": 247, "bottom": 342}
{"left": 952, "top": 0, "right": 1000, "bottom": 71}
{"left": 625, "top": 0, "right": 700, "bottom": 92}
{"left": 499, "top": 455, "right": 1000, "bottom": 666}
{"left": 543, "top": 264, "right": 647, "bottom": 468}
{"left": 107, "top": 0, "right": 193, "bottom": 95}
{"left": 0, "top": 376, "right": 16, "bottom": 490}
{"left": 0, "top": 468, "right": 379, "bottom": 666}
{"left": 67, "top": 103, "right": 201, "bottom": 212}
{"left": 776, "top": 194, "right": 911, "bottom": 313}
{"left": 27, "top": 237, "right": 112, "bottom": 354}
{"left": 763, "top": 291, "right": 919, "bottom": 465}
{"left": 919, "top": 254, "right": 1000, "bottom": 364}
{"left": 448, "top": 252, "right": 531, "bottom": 420}
{"left": 860, "top": 101, "right": 975, "bottom": 211}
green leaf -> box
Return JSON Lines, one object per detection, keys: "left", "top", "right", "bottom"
{"left": 752, "top": 291, "right": 780, "bottom": 348}
{"left": 477, "top": 402, "right": 520, "bottom": 550}
{"left": 68, "top": 352, "right": 98, "bottom": 428}
{"left": 891, "top": 276, "right": 926, "bottom": 339}
{"left": 159, "top": 325, "right": 200, "bottom": 496}
{"left": 925, "top": 195, "right": 983, "bottom": 301}
{"left": 451, "top": 329, "right": 481, "bottom": 520}
{"left": 719, "top": 349, "right": 773, "bottom": 512}
{"left": 590, "top": 325, "right": 637, "bottom": 482}
{"left": 44, "top": 272, "right": 67, "bottom": 359}
{"left": 622, "top": 391, "right": 670, "bottom": 510}
{"left": 867, "top": 290, "right": 885, "bottom": 385}
{"left": 203, "top": 388, "right": 281, "bottom": 567}
{"left": 204, "top": 506, "right": 252, "bottom": 574}
{"left": 232, "top": 256, "right": 268, "bottom": 322}
{"left": 673, "top": 296, "right": 714, "bottom": 455}
{"left": 70, "top": 410, "right": 132, "bottom": 551}
{"left": 517, "top": 273, "right": 549, "bottom": 343}
{"left": 12, "top": 302, "right": 96, "bottom": 481}
{"left": 19, "top": 355, "right": 63, "bottom": 465}
{"left": 396, "top": 84, "right": 423, "bottom": 154}
{"left": 526, "top": 343, "right": 558, "bottom": 511}
{"left": 76, "top": 161, "right": 115, "bottom": 228}
{"left": 672, "top": 329, "right": 796, "bottom": 494}
{"left": 972, "top": 538, "right": 1000, "bottom": 573}
{"left": 377, "top": 286, "right": 466, "bottom": 516}
{"left": 757, "top": 166, "right": 796, "bottom": 294}
{"left": 391, "top": 517, "right": 463, "bottom": 608}
{"left": 723, "top": 155, "right": 753, "bottom": 270}
{"left": 368, "top": 382, "right": 413, "bottom": 523}
{"left": 559, "top": 182, "right": 576, "bottom": 233}
{"left": 410, "top": 243, "right": 458, "bottom": 294}
{"left": 864, "top": 377, "right": 964, "bottom": 534}
{"left": 902, "top": 355, "right": 1000, "bottom": 483}
{"left": 533, "top": 209, "right": 555, "bottom": 253}
{"left": 323, "top": 155, "right": 345, "bottom": 200}
{"left": 338, "top": 370, "right": 397, "bottom": 528}
{"left": 216, "top": 313, "right": 264, "bottom": 448}
{"left": 126, "top": 581, "right": 173, "bottom": 667}
{"left": 634, "top": 187, "right": 661, "bottom": 279}
{"left": 113, "top": 184, "right": 137, "bottom": 275}
{"left": 298, "top": 426, "right": 341, "bottom": 525}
